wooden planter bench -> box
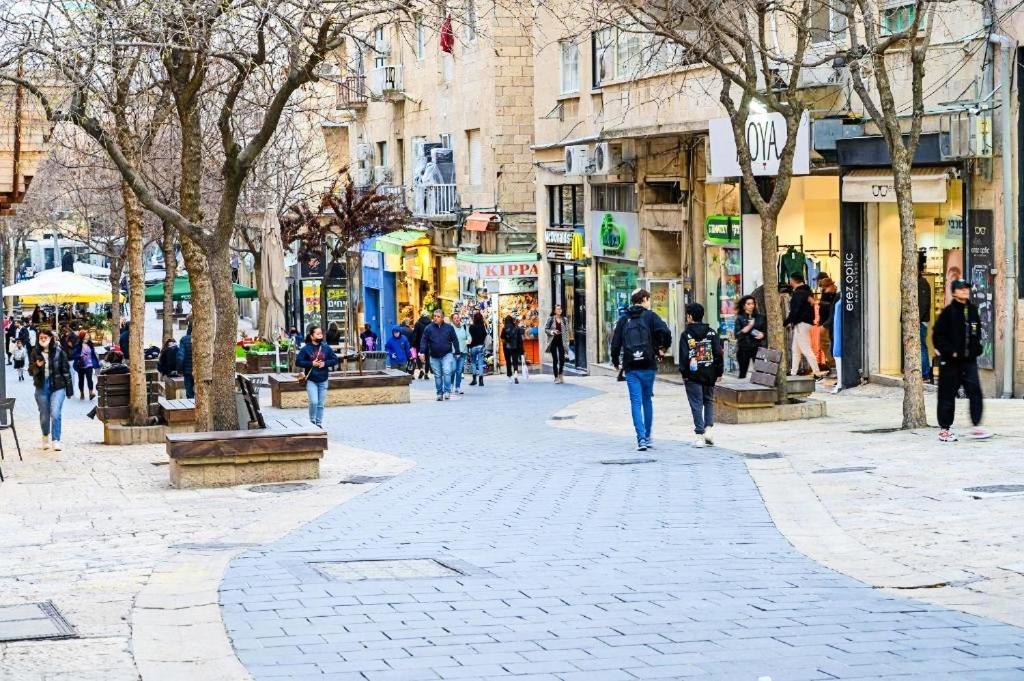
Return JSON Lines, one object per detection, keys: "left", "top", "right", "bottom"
{"left": 159, "top": 398, "right": 197, "bottom": 433}
{"left": 714, "top": 349, "right": 824, "bottom": 424}
{"left": 268, "top": 369, "right": 412, "bottom": 409}
{"left": 164, "top": 375, "right": 185, "bottom": 399}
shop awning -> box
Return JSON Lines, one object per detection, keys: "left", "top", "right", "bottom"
{"left": 456, "top": 252, "right": 540, "bottom": 279}
{"left": 464, "top": 212, "right": 499, "bottom": 232}
{"left": 375, "top": 229, "right": 429, "bottom": 256}
{"left": 841, "top": 167, "right": 950, "bottom": 204}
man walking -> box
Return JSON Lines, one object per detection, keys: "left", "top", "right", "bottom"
{"left": 785, "top": 272, "right": 826, "bottom": 381}
{"left": 177, "top": 323, "right": 195, "bottom": 399}
{"left": 680, "top": 303, "right": 724, "bottom": 448}
{"left": 933, "top": 279, "right": 991, "bottom": 442}
{"left": 611, "top": 289, "right": 671, "bottom": 452}
{"left": 419, "top": 309, "right": 459, "bottom": 401}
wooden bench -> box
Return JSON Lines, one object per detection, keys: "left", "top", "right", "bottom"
{"left": 268, "top": 369, "right": 413, "bottom": 409}
{"left": 96, "top": 372, "right": 161, "bottom": 423}
{"left": 159, "top": 398, "right": 197, "bottom": 434}
{"left": 164, "top": 375, "right": 185, "bottom": 399}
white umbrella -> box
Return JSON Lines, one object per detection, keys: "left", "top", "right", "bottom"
{"left": 5, "top": 269, "right": 124, "bottom": 329}
{"left": 259, "top": 209, "right": 287, "bottom": 341}
{"left": 44, "top": 262, "right": 112, "bottom": 279}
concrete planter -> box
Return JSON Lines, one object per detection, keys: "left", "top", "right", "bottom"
{"left": 269, "top": 369, "right": 413, "bottom": 409}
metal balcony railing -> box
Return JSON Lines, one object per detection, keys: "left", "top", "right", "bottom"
{"left": 412, "top": 184, "right": 458, "bottom": 220}
{"left": 370, "top": 64, "right": 404, "bottom": 96}
{"left": 336, "top": 75, "right": 368, "bottom": 109}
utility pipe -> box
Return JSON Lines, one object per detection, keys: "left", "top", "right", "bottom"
{"left": 990, "top": 34, "right": 1015, "bottom": 398}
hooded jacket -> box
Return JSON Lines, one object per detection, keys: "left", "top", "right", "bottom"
{"left": 384, "top": 326, "right": 411, "bottom": 365}
{"left": 28, "top": 342, "right": 73, "bottom": 394}
{"left": 610, "top": 305, "right": 672, "bottom": 372}
{"left": 295, "top": 340, "right": 339, "bottom": 383}
{"left": 679, "top": 322, "right": 724, "bottom": 385}
{"left": 932, "top": 299, "right": 982, "bottom": 362}
{"left": 177, "top": 328, "right": 194, "bottom": 376}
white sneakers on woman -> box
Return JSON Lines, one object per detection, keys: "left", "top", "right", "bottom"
{"left": 41, "top": 435, "right": 50, "bottom": 450}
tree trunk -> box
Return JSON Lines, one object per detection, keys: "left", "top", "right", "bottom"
{"left": 892, "top": 148, "right": 928, "bottom": 428}
{"left": 179, "top": 235, "right": 213, "bottom": 432}
{"left": 108, "top": 258, "right": 124, "bottom": 341}
{"left": 759, "top": 213, "right": 790, "bottom": 402}
{"left": 209, "top": 242, "right": 240, "bottom": 430}
{"left": 161, "top": 221, "right": 177, "bottom": 343}
{"left": 122, "top": 182, "right": 148, "bottom": 427}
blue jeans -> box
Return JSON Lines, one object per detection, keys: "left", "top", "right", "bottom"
{"left": 453, "top": 354, "right": 466, "bottom": 390}
{"left": 35, "top": 379, "right": 67, "bottom": 441}
{"left": 306, "top": 379, "right": 328, "bottom": 425}
{"left": 920, "top": 322, "right": 932, "bottom": 378}
{"left": 429, "top": 354, "right": 455, "bottom": 396}
{"left": 183, "top": 373, "right": 195, "bottom": 399}
{"left": 469, "top": 346, "right": 485, "bottom": 376}
{"left": 624, "top": 368, "right": 656, "bottom": 444}
{"left": 685, "top": 381, "right": 714, "bottom": 434}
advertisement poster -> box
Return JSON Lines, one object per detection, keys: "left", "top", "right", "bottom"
{"left": 301, "top": 279, "right": 322, "bottom": 332}
{"left": 325, "top": 284, "right": 348, "bottom": 339}
{"left": 967, "top": 209, "right": 994, "bottom": 369}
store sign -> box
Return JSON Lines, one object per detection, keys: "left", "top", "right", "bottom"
{"left": 841, "top": 170, "right": 948, "bottom": 203}
{"left": 967, "top": 209, "right": 995, "bottom": 369}
{"left": 300, "top": 249, "right": 327, "bottom": 278}
{"left": 460, "top": 259, "right": 541, "bottom": 280}
{"left": 588, "top": 211, "right": 639, "bottom": 260}
{"left": 708, "top": 112, "right": 810, "bottom": 177}
{"left": 361, "top": 250, "right": 382, "bottom": 269}
{"left": 839, "top": 203, "right": 864, "bottom": 389}
{"left": 705, "top": 215, "right": 740, "bottom": 246}
{"left": 301, "top": 279, "right": 322, "bottom": 331}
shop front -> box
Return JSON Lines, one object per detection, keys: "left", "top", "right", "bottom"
{"left": 545, "top": 184, "right": 589, "bottom": 370}
{"left": 375, "top": 229, "right": 429, "bottom": 323}
{"left": 360, "top": 247, "right": 394, "bottom": 342}
{"left": 589, "top": 209, "right": 641, "bottom": 364}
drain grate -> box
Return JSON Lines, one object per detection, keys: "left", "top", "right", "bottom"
{"left": 248, "top": 483, "right": 312, "bottom": 493}
{"left": 313, "top": 558, "right": 463, "bottom": 581}
{"left": 0, "top": 602, "right": 76, "bottom": 643}
{"left": 744, "top": 452, "right": 783, "bottom": 460}
{"left": 339, "top": 475, "right": 394, "bottom": 485}
{"left": 600, "top": 458, "right": 656, "bottom": 465}
{"left": 814, "top": 466, "right": 876, "bottom": 474}
{"left": 963, "top": 484, "right": 1024, "bottom": 494}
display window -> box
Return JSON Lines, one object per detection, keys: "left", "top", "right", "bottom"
{"left": 598, "top": 261, "right": 638, "bottom": 363}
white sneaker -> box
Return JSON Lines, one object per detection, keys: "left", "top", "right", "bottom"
{"left": 41, "top": 435, "right": 50, "bottom": 450}
{"left": 938, "top": 429, "right": 958, "bottom": 442}
{"left": 52, "top": 441, "right": 63, "bottom": 451}
{"left": 967, "top": 426, "right": 993, "bottom": 440}
{"left": 693, "top": 436, "right": 706, "bottom": 449}
{"left": 704, "top": 427, "right": 715, "bottom": 446}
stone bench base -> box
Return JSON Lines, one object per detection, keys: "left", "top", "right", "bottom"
{"left": 269, "top": 370, "right": 412, "bottom": 409}
{"left": 716, "top": 398, "right": 827, "bottom": 424}
{"left": 166, "top": 429, "right": 327, "bottom": 489}
{"left": 104, "top": 423, "right": 166, "bottom": 445}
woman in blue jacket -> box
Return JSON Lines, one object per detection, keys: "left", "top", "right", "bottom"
{"left": 384, "top": 326, "right": 412, "bottom": 372}
{"left": 295, "top": 325, "right": 339, "bottom": 427}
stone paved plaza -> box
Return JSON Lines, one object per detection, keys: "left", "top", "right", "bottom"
{"left": 2, "top": 365, "right": 1024, "bottom": 680}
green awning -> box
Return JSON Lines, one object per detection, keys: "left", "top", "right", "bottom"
{"left": 375, "top": 229, "right": 429, "bottom": 256}
{"left": 144, "top": 275, "right": 258, "bottom": 302}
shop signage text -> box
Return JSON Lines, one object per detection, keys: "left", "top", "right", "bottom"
{"left": 967, "top": 209, "right": 995, "bottom": 369}
{"left": 708, "top": 112, "right": 810, "bottom": 178}
{"left": 588, "top": 210, "right": 640, "bottom": 260}
{"left": 481, "top": 262, "right": 539, "bottom": 278}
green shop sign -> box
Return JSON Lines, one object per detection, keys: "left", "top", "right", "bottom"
{"left": 599, "top": 213, "right": 627, "bottom": 254}
{"left": 705, "top": 214, "right": 740, "bottom": 246}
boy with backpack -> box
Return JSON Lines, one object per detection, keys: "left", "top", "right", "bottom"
{"left": 611, "top": 289, "right": 672, "bottom": 452}
{"left": 680, "top": 303, "right": 724, "bottom": 448}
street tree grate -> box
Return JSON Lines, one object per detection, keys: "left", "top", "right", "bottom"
{"left": 313, "top": 559, "right": 463, "bottom": 581}
{"left": 814, "top": 466, "right": 877, "bottom": 474}
{"left": 744, "top": 452, "right": 783, "bottom": 460}
{"left": 339, "top": 475, "right": 394, "bottom": 485}
{"left": 248, "top": 483, "right": 312, "bottom": 493}
{"left": 600, "top": 458, "right": 656, "bottom": 465}
{"left": 963, "top": 484, "right": 1024, "bottom": 495}
{"left": 0, "top": 602, "right": 76, "bottom": 643}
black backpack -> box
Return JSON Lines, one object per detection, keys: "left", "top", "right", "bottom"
{"left": 622, "top": 315, "right": 654, "bottom": 368}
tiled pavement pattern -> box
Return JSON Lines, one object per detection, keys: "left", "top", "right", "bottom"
{"left": 221, "top": 380, "right": 1024, "bottom": 680}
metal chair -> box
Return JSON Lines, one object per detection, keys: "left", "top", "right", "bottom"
{"left": 0, "top": 397, "right": 22, "bottom": 469}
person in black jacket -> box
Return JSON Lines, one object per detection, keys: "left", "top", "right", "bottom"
{"left": 157, "top": 338, "right": 179, "bottom": 377}
{"left": 610, "top": 289, "right": 671, "bottom": 452}
{"left": 680, "top": 303, "right": 724, "bottom": 448}
{"left": 28, "top": 328, "right": 74, "bottom": 451}
{"left": 784, "top": 273, "right": 825, "bottom": 380}
{"left": 933, "top": 279, "right": 990, "bottom": 442}
{"left": 733, "top": 295, "right": 766, "bottom": 379}
{"left": 419, "top": 309, "right": 459, "bottom": 400}
{"left": 467, "top": 312, "right": 488, "bottom": 386}
{"left": 500, "top": 315, "right": 525, "bottom": 384}
{"left": 411, "top": 312, "right": 432, "bottom": 380}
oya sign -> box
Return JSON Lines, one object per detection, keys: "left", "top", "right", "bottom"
{"left": 708, "top": 112, "right": 810, "bottom": 177}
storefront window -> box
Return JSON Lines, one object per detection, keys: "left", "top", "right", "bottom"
{"left": 549, "top": 185, "right": 583, "bottom": 228}
{"left": 598, "top": 262, "right": 638, "bottom": 363}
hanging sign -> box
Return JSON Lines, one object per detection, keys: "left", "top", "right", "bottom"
{"left": 708, "top": 111, "right": 810, "bottom": 177}
{"left": 588, "top": 211, "right": 639, "bottom": 259}
{"left": 967, "top": 209, "right": 995, "bottom": 369}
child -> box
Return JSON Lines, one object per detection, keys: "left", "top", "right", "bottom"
{"left": 11, "top": 338, "right": 26, "bottom": 381}
{"left": 384, "top": 326, "right": 411, "bottom": 372}
{"left": 679, "top": 303, "right": 724, "bottom": 449}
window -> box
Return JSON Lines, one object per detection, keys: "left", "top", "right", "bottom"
{"left": 591, "top": 183, "right": 636, "bottom": 212}
{"left": 615, "top": 29, "right": 642, "bottom": 79}
{"left": 440, "top": 133, "right": 453, "bottom": 150}
{"left": 467, "top": 129, "right": 482, "bottom": 185}
{"left": 415, "top": 15, "right": 426, "bottom": 60}
{"left": 377, "top": 141, "right": 389, "bottom": 168}
{"left": 466, "top": 0, "right": 477, "bottom": 42}
{"left": 373, "top": 25, "right": 387, "bottom": 52}
{"left": 549, "top": 186, "right": 584, "bottom": 227}
{"left": 560, "top": 39, "right": 580, "bottom": 94}
{"left": 591, "top": 28, "right": 614, "bottom": 88}
{"left": 643, "top": 181, "right": 685, "bottom": 205}
{"left": 880, "top": 1, "right": 922, "bottom": 36}
{"left": 810, "top": 0, "right": 848, "bottom": 43}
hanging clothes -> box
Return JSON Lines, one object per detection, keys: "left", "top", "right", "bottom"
{"left": 779, "top": 246, "right": 808, "bottom": 282}
{"left": 809, "top": 299, "right": 826, "bottom": 367}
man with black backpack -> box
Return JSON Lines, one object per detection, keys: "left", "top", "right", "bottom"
{"left": 611, "top": 289, "right": 672, "bottom": 452}
{"left": 680, "top": 303, "right": 724, "bottom": 448}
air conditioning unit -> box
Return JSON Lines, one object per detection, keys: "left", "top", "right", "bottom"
{"left": 564, "top": 145, "right": 589, "bottom": 176}
{"left": 353, "top": 167, "right": 371, "bottom": 187}
{"left": 355, "top": 143, "right": 373, "bottom": 162}
{"left": 373, "top": 166, "right": 393, "bottom": 184}
{"left": 590, "top": 142, "right": 626, "bottom": 176}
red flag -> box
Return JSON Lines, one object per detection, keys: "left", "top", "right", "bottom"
{"left": 440, "top": 14, "right": 455, "bottom": 54}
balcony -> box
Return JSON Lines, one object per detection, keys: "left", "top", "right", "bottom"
{"left": 412, "top": 184, "right": 458, "bottom": 221}
{"left": 355, "top": 184, "right": 407, "bottom": 209}
{"left": 370, "top": 64, "right": 404, "bottom": 100}
{"left": 336, "top": 75, "right": 368, "bottom": 109}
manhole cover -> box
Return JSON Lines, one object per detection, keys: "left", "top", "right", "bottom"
{"left": 0, "top": 602, "right": 76, "bottom": 643}
{"left": 853, "top": 427, "right": 902, "bottom": 434}
{"left": 600, "top": 458, "right": 656, "bottom": 465}
{"left": 744, "top": 452, "right": 783, "bottom": 460}
{"left": 814, "top": 466, "right": 877, "bottom": 474}
{"left": 248, "top": 483, "right": 312, "bottom": 493}
{"left": 313, "top": 559, "right": 463, "bottom": 581}
{"left": 170, "top": 542, "right": 259, "bottom": 551}
{"left": 550, "top": 415, "right": 577, "bottom": 421}
{"left": 339, "top": 475, "right": 394, "bottom": 484}
{"left": 963, "top": 484, "right": 1024, "bottom": 494}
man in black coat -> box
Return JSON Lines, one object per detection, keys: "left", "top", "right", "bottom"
{"left": 933, "top": 279, "right": 990, "bottom": 442}
{"left": 784, "top": 272, "right": 825, "bottom": 380}
{"left": 419, "top": 309, "right": 459, "bottom": 401}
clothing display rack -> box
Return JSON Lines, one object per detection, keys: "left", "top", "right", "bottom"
{"left": 775, "top": 234, "right": 837, "bottom": 257}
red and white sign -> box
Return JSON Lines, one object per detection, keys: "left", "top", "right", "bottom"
{"left": 459, "top": 260, "right": 540, "bottom": 280}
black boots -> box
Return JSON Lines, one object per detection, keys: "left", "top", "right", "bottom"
{"left": 470, "top": 376, "right": 478, "bottom": 386}
{"left": 479, "top": 375, "right": 484, "bottom": 386}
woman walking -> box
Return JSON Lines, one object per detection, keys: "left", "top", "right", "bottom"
{"left": 29, "top": 328, "right": 73, "bottom": 451}
{"left": 734, "top": 295, "right": 767, "bottom": 379}
{"left": 544, "top": 304, "right": 568, "bottom": 383}
{"left": 467, "top": 312, "right": 488, "bottom": 387}
{"left": 451, "top": 313, "right": 469, "bottom": 395}
{"left": 500, "top": 315, "right": 524, "bottom": 385}
{"left": 295, "top": 325, "right": 339, "bottom": 427}
{"left": 71, "top": 332, "right": 101, "bottom": 399}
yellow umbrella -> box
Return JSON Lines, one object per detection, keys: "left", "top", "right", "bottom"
{"left": 6, "top": 269, "right": 123, "bottom": 304}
